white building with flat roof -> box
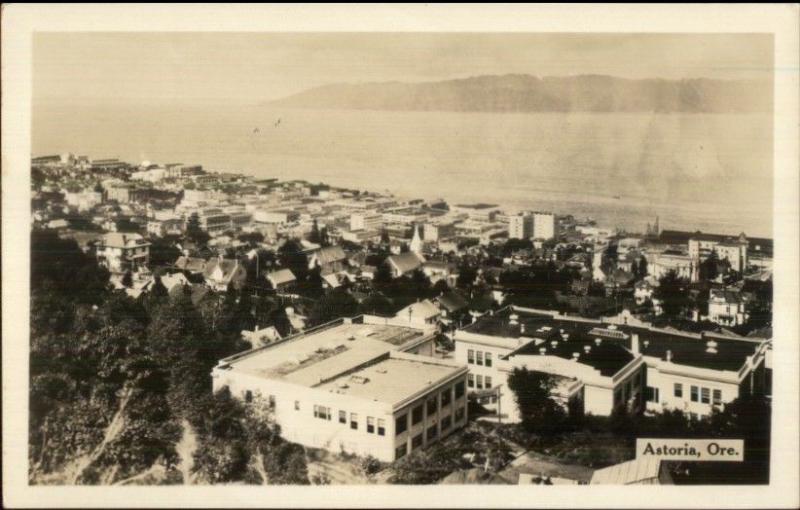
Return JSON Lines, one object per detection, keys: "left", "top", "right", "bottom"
{"left": 533, "top": 212, "right": 556, "bottom": 240}
{"left": 212, "top": 317, "right": 468, "bottom": 462}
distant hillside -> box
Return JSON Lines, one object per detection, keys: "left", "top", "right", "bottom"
{"left": 267, "top": 74, "right": 772, "bottom": 114}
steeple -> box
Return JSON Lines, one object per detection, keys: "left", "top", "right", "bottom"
{"left": 410, "top": 223, "right": 424, "bottom": 256}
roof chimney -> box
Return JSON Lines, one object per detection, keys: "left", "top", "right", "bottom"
{"left": 666, "top": 349, "right": 672, "bottom": 363}
{"left": 631, "top": 333, "right": 640, "bottom": 355}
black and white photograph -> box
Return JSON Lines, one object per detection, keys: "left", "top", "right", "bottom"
{"left": 2, "top": 4, "right": 799, "bottom": 509}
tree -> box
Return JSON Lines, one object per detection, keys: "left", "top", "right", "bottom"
{"left": 121, "top": 270, "right": 134, "bottom": 288}
{"left": 308, "top": 289, "right": 358, "bottom": 326}
{"left": 655, "top": 270, "right": 691, "bottom": 319}
{"left": 456, "top": 264, "right": 478, "bottom": 289}
{"left": 373, "top": 262, "right": 393, "bottom": 286}
{"left": 186, "top": 212, "right": 209, "bottom": 246}
{"left": 699, "top": 251, "right": 720, "bottom": 281}
{"left": 309, "top": 220, "right": 321, "bottom": 244}
{"left": 506, "top": 368, "right": 567, "bottom": 436}
{"left": 149, "top": 236, "right": 182, "bottom": 268}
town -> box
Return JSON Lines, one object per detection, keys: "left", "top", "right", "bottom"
{"left": 30, "top": 152, "right": 773, "bottom": 486}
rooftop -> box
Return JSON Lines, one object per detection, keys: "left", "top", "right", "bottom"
{"left": 219, "top": 321, "right": 430, "bottom": 390}
{"left": 316, "top": 354, "right": 463, "bottom": 406}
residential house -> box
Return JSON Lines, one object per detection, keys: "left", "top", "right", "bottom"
{"left": 266, "top": 268, "right": 297, "bottom": 293}
{"left": 308, "top": 245, "right": 348, "bottom": 274}
{"left": 203, "top": 257, "right": 247, "bottom": 291}
{"left": 96, "top": 232, "right": 151, "bottom": 274}
{"left": 386, "top": 251, "right": 426, "bottom": 278}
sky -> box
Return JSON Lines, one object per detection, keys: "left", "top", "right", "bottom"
{"left": 33, "top": 32, "right": 773, "bottom": 106}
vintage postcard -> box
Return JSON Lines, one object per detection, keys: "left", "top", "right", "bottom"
{"left": 2, "top": 4, "right": 799, "bottom": 509}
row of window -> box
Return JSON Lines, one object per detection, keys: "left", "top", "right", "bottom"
{"left": 467, "top": 374, "right": 492, "bottom": 390}
{"left": 396, "top": 410, "right": 464, "bottom": 460}
{"left": 467, "top": 349, "right": 493, "bottom": 367}
{"left": 311, "top": 404, "right": 387, "bottom": 435}
{"left": 397, "top": 382, "right": 466, "bottom": 435}
{"left": 645, "top": 384, "right": 723, "bottom": 406}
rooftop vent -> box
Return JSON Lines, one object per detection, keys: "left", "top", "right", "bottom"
{"left": 349, "top": 375, "right": 370, "bottom": 385}
{"left": 347, "top": 334, "right": 356, "bottom": 341}
{"left": 337, "top": 381, "right": 349, "bottom": 389}
{"left": 376, "top": 368, "right": 388, "bottom": 374}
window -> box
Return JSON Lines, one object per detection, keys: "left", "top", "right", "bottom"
{"left": 485, "top": 376, "right": 492, "bottom": 389}
{"left": 411, "top": 433, "right": 423, "bottom": 450}
{"left": 350, "top": 413, "right": 359, "bottom": 430}
{"left": 427, "top": 424, "right": 438, "bottom": 441}
{"left": 690, "top": 386, "right": 699, "bottom": 402}
{"left": 396, "top": 414, "right": 407, "bottom": 435}
{"left": 313, "top": 405, "right": 331, "bottom": 420}
{"left": 476, "top": 351, "right": 484, "bottom": 366}
{"left": 713, "top": 389, "right": 722, "bottom": 406}
{"left": 485, "top": 352, "right": 493, "bottom": 367}
{"left": 701, "top": 387, "right": 710, "bottom": 404}
{"left": 367, "top": 416, "right": 375, "bottom": 434}
{"left": 441, "top": 389, "right": 451, "bottom": 408}
{"left": 455, "top": 407, "right": 465, "bottom": 423}
{"left": 395, "top": 444, "right": 407, "bottom": 460}
{"left": 467, "top": 374, "right": 475, "bottom": 388}
{"left": 294, "top": 400, "right": 300, "bottom": 411}
{"left": 339, "top": 410, "right": 347, "bottom": 424}
{"left": 245, "top": 390, "right": 253, "bottom": 403}
{"left": 476, "top": 375, "right": 483, "bottom": 390}
{"left": 646, "top": 386, "right": 659, "bottom": 403}
{"left": 412, "top": 405, "right": 423, "bottom": 425}
{"left": 455, "top": 381, "right": 465, "bottom": 399}
{"left": 467, "top": 349, "right": 475, "bottom": 364}
{"left": 674, "top": 383, "right": 683, "bottom": 398}
{"left": 427, "top": 397, "right": 437, "bottom": 415}
{"left": 378, "top": 419, "right": 386, "bottom": 436}
{"left": 441, "top": 416, "right": 452, "bottom": 431}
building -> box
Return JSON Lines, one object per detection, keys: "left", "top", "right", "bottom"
{"left": 508, "top": 213, "right": 534, "bottom": 240}
{"left": 423, "top": 221, "right": 457, "bottom": 242}
{"left": 394, "top": 300, "right": 441, "bottom": 328}
{"left": 147, "top": 218, "right": 184, "bottom": 237}
{"left": 266, "top": 268, "right": 297, "bottom": 292}
{"left": 350, "top": 213, "right": 383, "bottom": 232}
{"left": 211, "top": 317, "right": 468, "bottom": 462}
{"left": 308, "top": 246, "right": 348, "bottom": 274}
{"left": 707, "top": 289, "right": 750, "bottom": 326}
{"left": 96, "top": 232, "right": 151, "bottom": 274}
{"left": 591, "top": 457, "right": 673, "bottom": 485}
{"left": 386, "top": 251, "right": 425, "bottom": 278}
{"left": 453, "top": 307, "right": 646, "bottom": 420}
{"left": 451, "top": 203, "right": 500, "bottom": 222}
{"left": 203, "top": 257, "right": 247, "bottom": 291}
{"left": 196, "top": 208, "right": 232, "bottom": 237}
{"left": 533, "top": 212, "right": 556, "bottom": 240}
{"left": 647, "top": 249, "right": 694, "bottom": 280}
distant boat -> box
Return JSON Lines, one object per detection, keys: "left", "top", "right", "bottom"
{"left": 253, "top": 127, "right": 260, "bottom": 134}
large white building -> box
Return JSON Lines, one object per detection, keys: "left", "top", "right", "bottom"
{"left": 453, "top": 306, "right": 770, "bottom": 421}
{"left": 212, "top": 317, "right": 468, "bottom": 462}
{"left": 350, "top": 213, "right": 383, "bottom": 232}
{"left": 533, "top": 212, "right": 556, "bottom": 241}
{"left": 508, "top": 213, "right": 534, "bottom": 240}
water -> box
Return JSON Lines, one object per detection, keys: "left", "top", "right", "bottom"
{"left": 33, "top": 102, "right": 773, "bottom": 237}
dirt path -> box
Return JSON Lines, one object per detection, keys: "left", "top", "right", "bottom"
{"left": 67, "top": 386, "right": 134, "bottom": 484}
{"left": 175, "top": 419, "right": 198, "bottom": 484}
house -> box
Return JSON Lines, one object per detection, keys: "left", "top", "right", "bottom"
{"left": 435, "top": 291, "right": 470, "bottom": 320}
{"left": 394, "top": 300, "right": 441, "bottom": 327}
{"left": 266, "top": 268, "right": 297, "bottom": 292}
{"left": 96, "top": 232, "right": 151, "bottom": 274}
{"left": 386, "top": 251, "right": 425, "bottom": 278}
{"left": 241, "top": 325, "right": 282, "bottom": 348}
{"left": 591, "top": 457, "right": 673, "bottom": 485}
{"left": 707, "top": 289, "right": 751, "bottom": 327}
{"left": 422, "top": 260, "right": 457, "bottom": 286}
{"left": 174, "top": 256, "right": 208, "bottom": 275}
{"left": 308, "top": 245, "right": 348, "bottom": 273}
{"left": 211, "top": 317, "right": 467, "bottom": 462}
{"left": 203, "top": 257, "right": 247, "bottom": 291}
